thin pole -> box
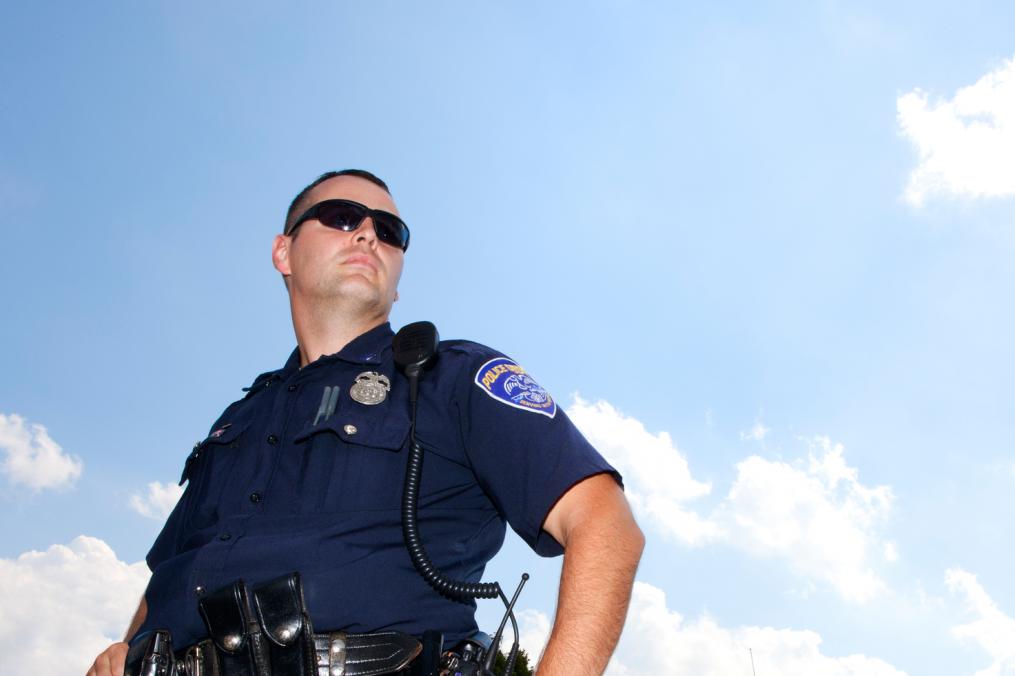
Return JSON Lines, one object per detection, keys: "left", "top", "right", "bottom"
{"left": 749, "top": 647, "right": 757, "bottom": 676}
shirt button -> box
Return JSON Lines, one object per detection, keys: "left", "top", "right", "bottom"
{"left": 219, "top": 533, "right": 231, "bottom": 541}
{"left": 343, "top": 424, "right": 357, "bottom": 435}
{"left": 249, "top": 492, "right": 262, "bottom": 504}
{"left": 195, "top": 585, "right": 204, "bottom": 595}
{"left": 287, "top": 384, "right": 297, "bottom": 392}
{"left": 267, "top": 434, "right": 279, "bottom": 445}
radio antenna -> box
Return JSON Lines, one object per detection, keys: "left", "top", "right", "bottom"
{"left": 482, "top": 573, "right": 529, "bottom": 675}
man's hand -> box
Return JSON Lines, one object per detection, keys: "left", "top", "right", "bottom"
{"left": 87, "top": 595, "right": 146, "bottom": 676}
{"left": 86, "top": 641, "right": 128, "bottom": 676}
{"left": 538, "top": 472, "right": 644, "bottom": 675}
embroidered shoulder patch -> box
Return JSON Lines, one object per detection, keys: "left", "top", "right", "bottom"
{"left": 474, "top": 357, "right": 557, "bottom": 418}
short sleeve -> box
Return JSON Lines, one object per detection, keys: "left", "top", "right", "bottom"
{"left": 454, "top": 346, "right": 621, "bottom": 556}
{"left": 145, "top": 484, "right": 189, "bottom": 570}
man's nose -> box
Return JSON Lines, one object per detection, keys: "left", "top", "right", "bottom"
{"left": 354, "top": 218, "right": 378, "bottom": 246}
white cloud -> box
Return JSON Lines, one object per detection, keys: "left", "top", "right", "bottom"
{"left": 0, "top": 536, "right": 150, "bottom": 676}
{"left": 898, "top": 56, "right": 1015, "bottom": 205}
{"left": 567, "top": 397, "right": 722, "bottom": 546}
{"left": 946, "top": 568, "right": 1015, "bottom": 676}
{"left": 568, "top": 398, "right": 896, "bottom": 601}
{"left": 518, "top": 582, "right": 907, "bottom": 675}
{"left": 740, "top": 422, "right": 770, "bottom": 442}
{"left": 516, "top": 608, "right": 551, "bottom": 665}
{"left": 129, "top": 481, "right": 184, "bottom": 520}
{"left": 0, "top": 412, "right": 83, "bottom": 491}
{"left": 715, "top": 437, "right": 895, "bottom": 603}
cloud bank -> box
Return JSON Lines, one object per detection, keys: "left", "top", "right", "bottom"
{"left": 129, "top": 481, "right": 184, "bottom": 520}
{"left": 0, "top": 536, "right": 150, "bottom": 676}
{"left": 898, "top": 56, "right": 1015, "bottom": 205}
{"left": 947, "top": 568, "right": 1015, "bottom": 676}
{"left": 716, "top": 437, "right": 895, "bottom": 603}
{"left": 568, "top": 398, "right": 895, "bottom": 602}
{"left": 568, "top": 397, "right": 721, "bottom": 546}
{"left": 0, "top": 412, "right": 83, "bottom": 491}
{"left": 518, "top": 582, "right": 907, "bottom": 675}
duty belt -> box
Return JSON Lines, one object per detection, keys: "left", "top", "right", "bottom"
{"left": 311, "top": 632, "right": 422, "bottom": 676}
{"left": 125, "top": 573, "right": 423, "bottom": 676}
{"left": 126, "top": 630, "right": 422, "bottom": 676}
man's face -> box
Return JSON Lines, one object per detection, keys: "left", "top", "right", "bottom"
{"left": 273, "top": 176, "right": 405, "bottom": 316}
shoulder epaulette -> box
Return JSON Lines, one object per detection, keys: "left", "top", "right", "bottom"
{"left": 242, "top": 370, "right": 281, "bottom": 398}
{"left": 440, "top": 339, "right": 501, "bottom": 358}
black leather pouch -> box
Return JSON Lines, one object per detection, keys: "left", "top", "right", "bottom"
{"left": 124, "top": 629, "right": 175, "bottom": 676}
{"left": 199, "top": 580, "right": 265, "bottom": 676}
{"left": 252, "top": 572, "right": 317, "bottom": 676}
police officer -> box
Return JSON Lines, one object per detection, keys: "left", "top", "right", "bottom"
{"left": 87, "top": 170, "right": 644, "bottom": 676}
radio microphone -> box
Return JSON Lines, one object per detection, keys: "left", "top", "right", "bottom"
{"left": 393, "top": 320, "right": 439, "bottom": 403}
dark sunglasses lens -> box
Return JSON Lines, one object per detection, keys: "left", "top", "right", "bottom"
{"left": 372, "top": 214, "right": 410, "bottom": 250}
{"left": 317, "top": 201, "right": 367, "bottom": 231}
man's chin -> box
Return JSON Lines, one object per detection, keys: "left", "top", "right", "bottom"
{"left": 327, "top": 282, "right": 393, "bottom": 313}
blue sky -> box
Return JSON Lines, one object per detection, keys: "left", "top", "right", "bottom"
{"left": 3, "top": 2, "right": 1015, "bottom": 674}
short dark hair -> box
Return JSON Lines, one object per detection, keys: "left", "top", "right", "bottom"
{"left": 283, "top": 169, "right": 391, "bottom": 235}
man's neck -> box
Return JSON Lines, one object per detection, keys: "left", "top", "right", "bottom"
{"left": 290, "top": 296, "right": 389, "bottom": 367}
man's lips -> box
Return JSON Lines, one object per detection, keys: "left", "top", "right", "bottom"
{"left": 343, "top": 254, "right": 378, "bottom": 270}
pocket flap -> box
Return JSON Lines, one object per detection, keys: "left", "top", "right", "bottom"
{"left": 293, "top": 412, "right": 409, "bottom": 451}
{"left": 199, "top": 420, "right": 250, "bottom": 447}
{"left": 198, "top": 581, "right": 248, "bottom": 654}
{"left": 179, "top": 421, "right": 251, "bottom": 485}
{"left": 252, "top": 572, "right": 308, "bottom": 647}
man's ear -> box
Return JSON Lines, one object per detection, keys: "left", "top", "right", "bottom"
{"left": 394, "top": 290, "right": 400, "bottom": 303}
{"left": 272, "top": 234, "right": 292, "bottom": 276}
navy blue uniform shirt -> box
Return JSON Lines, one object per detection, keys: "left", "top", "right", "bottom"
{"left": 139, "top": 323, "right": 620, "bottom": 648}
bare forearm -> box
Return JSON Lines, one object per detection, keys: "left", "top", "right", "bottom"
{"left": 124, "top": 596, "right": 148, "bottom": 642}
{"left": 537, "top": 514, "right": 643, "bottom": 674}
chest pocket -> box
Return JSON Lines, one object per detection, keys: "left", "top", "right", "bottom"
{"left": 292, "top": 401, "right": 411, "bottom": 513}
{"left": 180, "top": 421, "right": 251, "bottom": 530}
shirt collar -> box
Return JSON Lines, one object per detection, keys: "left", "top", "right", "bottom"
{"left": 278, "top": 322, "right": 395, "bottom": 379}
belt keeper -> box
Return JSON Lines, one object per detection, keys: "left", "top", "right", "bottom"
{"left": 328, "top": 632, "right": 347, "bottom": 676}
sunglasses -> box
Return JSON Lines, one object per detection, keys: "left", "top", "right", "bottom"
{"left": 288, "top": 199, "right": 410, "bottom": 252}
